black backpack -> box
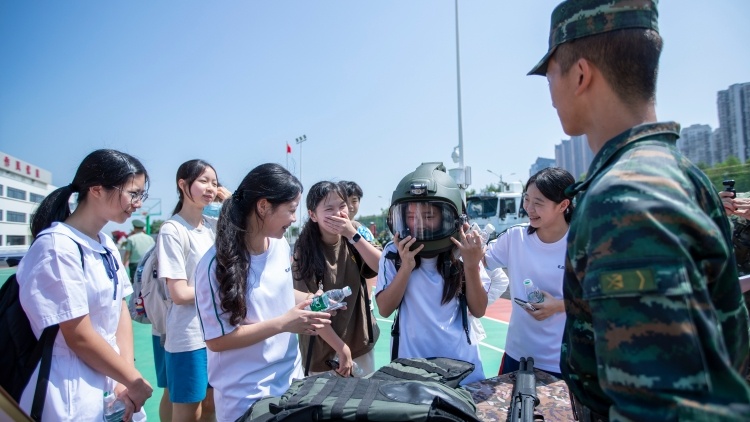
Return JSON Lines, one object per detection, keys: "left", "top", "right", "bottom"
{"left": 0, "top": 236, "right": 83, "bottom": 421}
{"left": 239, "top": 357, "right": 481, "bottom": 422}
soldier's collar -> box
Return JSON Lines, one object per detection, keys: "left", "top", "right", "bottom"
{"left": 564, "top": 122, "right": 681, "bottom": 198}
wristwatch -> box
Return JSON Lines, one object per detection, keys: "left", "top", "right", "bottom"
{"left": 348, "top": 232, "right": 362, "bottom": 244}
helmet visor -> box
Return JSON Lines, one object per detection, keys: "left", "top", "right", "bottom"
{"left": 389, "top": 201, "right": 459, "bottom": 241}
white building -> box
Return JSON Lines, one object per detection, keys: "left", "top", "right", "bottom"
{"left": 554, "top": 135, "right": 594, "bottom": 180}
{"left": 0, "top": 151, "right": 57, "bottom": 246}
{"left": 678, "top": 124, "right": 714, "bottom": 167}
{"left": 716, "top": 82, "right": 750, "bottom": 163}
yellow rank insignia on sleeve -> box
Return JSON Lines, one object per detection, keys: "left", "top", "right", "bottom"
{"left": 599, "top": 268, "right": 656, "bottom": 294}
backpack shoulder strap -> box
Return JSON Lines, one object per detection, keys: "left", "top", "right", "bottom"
{"left": 383, "top": 250, "right": 402, "bottom": 361}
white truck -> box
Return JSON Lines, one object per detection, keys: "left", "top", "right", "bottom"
{"left": 466, "top": 181, "right": 528, "bottom": 239}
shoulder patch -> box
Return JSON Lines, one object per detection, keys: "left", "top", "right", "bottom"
{"left": 599, "top": 268, "right": 656, "bottom": 294}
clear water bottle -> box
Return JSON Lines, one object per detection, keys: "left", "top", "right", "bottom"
{"left": 523, "top": 279, "right": 545, "bottom": 304}
{"left": 332, "top": 354, "right": 365, "bottom": 377}
{"left": 103, "top": 391, "right": 126, "bottom": 422}
{"left": 470, "top": 222, "right": 496, "bottom": 244}
{"left": 306, "top": 286, "right": 352, "bottom": 312}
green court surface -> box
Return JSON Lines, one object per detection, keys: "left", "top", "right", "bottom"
{"left": 2, "top": 270, "right": 509, "bottom": 420}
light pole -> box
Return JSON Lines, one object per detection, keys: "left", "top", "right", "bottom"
{"left": 295, "top": 135, "right": 307, "bottom": 228}
{"left": 488, "top": 170, "right": 516, "bottom": 192}
{"left": 454, "top": 0, "right": 464, "bottom": 173}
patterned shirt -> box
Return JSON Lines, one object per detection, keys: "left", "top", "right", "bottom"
{"left": 562, "top": 122, "right": 750, "bottom": 421}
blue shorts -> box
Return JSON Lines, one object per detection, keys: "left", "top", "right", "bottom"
{"left": 165, "top": 348, "right": 209, "bottom": 403}
{"left": 151, "top": 335, "right": 168, "bottom": 388}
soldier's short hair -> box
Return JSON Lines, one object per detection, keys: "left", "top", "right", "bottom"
{"left": 554, "top": 28, "right": 663, "bottom": 108}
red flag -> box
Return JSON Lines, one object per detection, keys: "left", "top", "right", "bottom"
{"left": 286, "top": 143, "right": 292, "bottom": 154}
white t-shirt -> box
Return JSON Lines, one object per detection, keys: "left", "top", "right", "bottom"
{"left": 195, "top": 238, "right": 303, "bottom": 422}
{"left": 375, "top": 243, "right": 490, "bottom": 385}
{"left": 17, "top": 222, "right": 136, "bottom": 421}
{"left": 157, "top": 214, "right": 216, "bottom": 353}
{"left": 484, "top": 224, "right": 567, "bottom": 373}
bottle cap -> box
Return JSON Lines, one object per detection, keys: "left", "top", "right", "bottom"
{"left": 523, "top": 279, "right": 533, "bottom": 285}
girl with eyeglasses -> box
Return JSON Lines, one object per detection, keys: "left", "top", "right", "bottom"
{"left": 16, "top": 149, "right": 153, "bottom": 421}
{"left": 156, "top": 159, "right": 227, "bottom": 422}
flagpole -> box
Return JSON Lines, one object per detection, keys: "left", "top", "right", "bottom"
{"left": 295, "top": 135, "right": 307, "bottom": 230}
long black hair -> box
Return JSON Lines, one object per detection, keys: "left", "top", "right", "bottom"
{"left": 525, "top": 167, "right": 575, "bottom": 235}
{"left": 293, "top": 181, "right": 347, "bottom": 284}
{"left": 172, "top": 159, "right": 218, "bottom": 215}
{"left": 215, "top": 163, "right": 302, "bottom": 325}
{"left": 30, "top": 149, "right": 148, "bottom": 237}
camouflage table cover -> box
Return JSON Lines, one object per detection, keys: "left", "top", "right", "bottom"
{"left": 464, "top": 370, "right": 575, "bottom": 421}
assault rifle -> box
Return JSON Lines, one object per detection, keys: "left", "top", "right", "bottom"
{"left": 507, "top": 357, "right": 543, "bottom": 422}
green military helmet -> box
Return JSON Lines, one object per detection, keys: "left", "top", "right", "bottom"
{"left": 387, "top": 162, "right": 467, "bottom": 256}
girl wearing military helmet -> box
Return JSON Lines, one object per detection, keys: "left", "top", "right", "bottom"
{"left": 375, "top": 162, "right": 490, "bottom": 385}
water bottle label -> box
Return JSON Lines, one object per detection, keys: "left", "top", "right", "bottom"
{"left": 309, "top": 296, "right": 330, "bottom": 312}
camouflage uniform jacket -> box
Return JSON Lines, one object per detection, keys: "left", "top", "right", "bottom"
{"left": 562, "top": 122, "right": 750, "bottom": 421}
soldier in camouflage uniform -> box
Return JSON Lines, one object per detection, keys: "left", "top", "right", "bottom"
{"left": 529, "top": 1, "right": 750, "bottom": 421}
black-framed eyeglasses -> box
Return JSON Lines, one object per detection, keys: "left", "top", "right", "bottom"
{"left": 100, "top": 248, "right": 120, "bottom": 300}
{"left": 113, "top": 186, "right": 148, "bottom": 205}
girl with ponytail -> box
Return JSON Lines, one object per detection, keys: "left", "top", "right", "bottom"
{"left": 156, "top": 159, "right": 225, "bottom": 422}
{"left": 17, "top": 149, "right": 153, "bottom": 421}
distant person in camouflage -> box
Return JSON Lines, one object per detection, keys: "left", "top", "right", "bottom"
{"left": 530, "top": 0, "right": 750, "bottom": 421}
{"left": 721, "top": 190, "right": 750, "bottom": 276}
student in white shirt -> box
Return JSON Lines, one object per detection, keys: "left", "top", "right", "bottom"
{"left": 484, "top": 167, "right": 575, "bottom": 378}
{"left": 194, "top": 163, "right": 332, "bottom": 422}
{"left": 157, "top": 159, "right": 225, "bottom": 422}
{"left": 17, "top": 149, "right": 153, "bottom": 421}
{"left": 375, "top": 162, "right": 490, "bottom": 385}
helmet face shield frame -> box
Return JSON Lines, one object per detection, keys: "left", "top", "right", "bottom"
{"left": 389, "top": 200, "right": 461, "bottom": 242}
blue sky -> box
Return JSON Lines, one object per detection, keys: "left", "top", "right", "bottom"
{"left": 2, "top": 1, "right": 749, "bottom": 232}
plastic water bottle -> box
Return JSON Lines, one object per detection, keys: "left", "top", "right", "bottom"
{"left": 103, "top": 391, "right": 126, "bottom": 422}
{"left": 470, "top": 222, "right": 496, "bottom": 244}
{"left": 306, "top": 286, "right": 352, "bottom": 312}
{"left": 523, "top": 279, "right": 545, "bottom": 303}
{"left": 332, "top": 354, "right": 365, "bottom": 377}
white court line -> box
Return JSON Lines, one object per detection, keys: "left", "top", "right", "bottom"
{"left": 478, "top": 342, "right": 505, "bottom": 353}
{"left": 480, "top": 316, "right": 509, "bottom": 325}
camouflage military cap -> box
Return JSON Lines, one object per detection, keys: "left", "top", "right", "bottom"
{"left": 528, "top": 0, "right": 659, "bottom": 76}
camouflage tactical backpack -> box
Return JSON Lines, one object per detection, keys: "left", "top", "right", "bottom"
{"left": 238, "top": 357, "right": 480, "bottom": 422}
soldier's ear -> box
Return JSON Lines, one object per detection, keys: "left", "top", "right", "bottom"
{"left": 574, "top": 59, "right": 593, "bottom": 96}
